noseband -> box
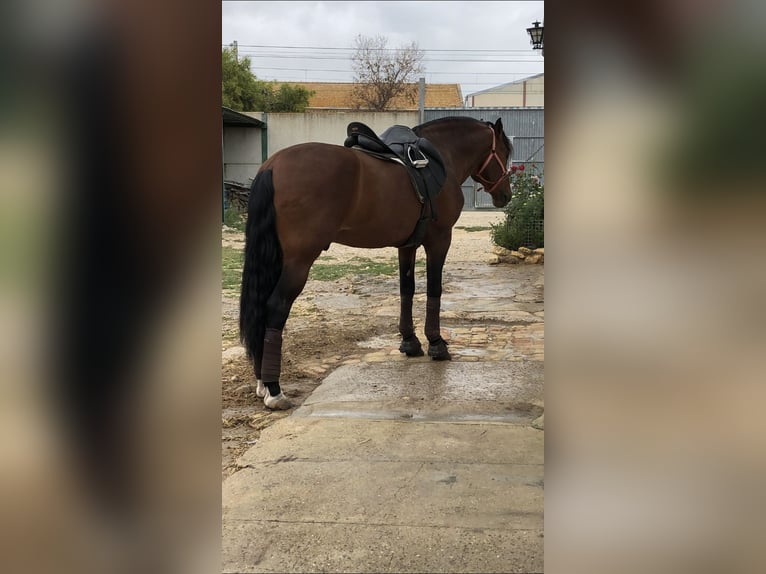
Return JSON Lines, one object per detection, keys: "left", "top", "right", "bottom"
{"left": 472, "top": 126, "right": 511, "bottom": 194}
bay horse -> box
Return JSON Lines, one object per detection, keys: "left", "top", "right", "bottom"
{"left": 240, "top": 116, "right": 513, "bottom": 409}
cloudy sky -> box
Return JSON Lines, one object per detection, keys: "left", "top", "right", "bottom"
{"left": 222, "top": 1, "right": 544, "bottom": 100}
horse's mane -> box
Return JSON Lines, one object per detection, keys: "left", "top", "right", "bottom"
{"left": 414, "top": 116, "right": 511, "bottom": 151}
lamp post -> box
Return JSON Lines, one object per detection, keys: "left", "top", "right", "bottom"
{"left": 527, "top": 20, "right": 544, "bottom": 56}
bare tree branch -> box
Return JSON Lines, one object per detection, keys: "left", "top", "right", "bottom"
{"left": 351, "top": 35, "right": 425, "bottom": 111}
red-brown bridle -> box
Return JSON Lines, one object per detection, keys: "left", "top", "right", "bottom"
{"left": 472, "top": 125, "right": 512, "bottom": 194}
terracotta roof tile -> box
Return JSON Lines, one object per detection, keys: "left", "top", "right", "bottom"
{"left": 272, "top": 82, "right": 463, "bottom": 110}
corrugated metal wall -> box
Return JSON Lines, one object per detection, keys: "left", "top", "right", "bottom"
{"left": 424, "top": 107, "right": 544, "bottom": 210}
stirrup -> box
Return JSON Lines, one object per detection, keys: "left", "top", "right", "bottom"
{"left": 407, "top": 146, "right": 429, "bottom": 168}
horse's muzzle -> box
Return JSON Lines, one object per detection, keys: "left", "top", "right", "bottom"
{"left": 493, "top": 190, "right": 512, "bottom": 208}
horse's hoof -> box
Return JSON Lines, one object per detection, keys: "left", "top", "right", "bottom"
{"left": 264, "top": 390, "right": 293, "bottom": 410}
{"left": 399, "top": 336, "right": 425, "bottom": 357}
{"left": 256, "top": 379, "right": 266, "bottom": 399}
{"left": 428, "top": 338, "right": 452, "bottom": 361}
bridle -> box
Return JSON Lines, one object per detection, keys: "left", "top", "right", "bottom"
{"left": 472, "top": 125, "right": 512, "bottom": 194}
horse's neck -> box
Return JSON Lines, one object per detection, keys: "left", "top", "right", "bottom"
{"left": 420, "top": 124, "right": 487, "bottom": 183}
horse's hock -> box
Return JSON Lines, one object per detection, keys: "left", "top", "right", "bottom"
{"left": 489, "top": 245, "right": 544, "bottom": 265}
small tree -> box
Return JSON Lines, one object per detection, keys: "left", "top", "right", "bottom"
{"left": 222, "top": 48, "right": 313, "bottom": 112}
{"left": 351, "top": 35, "right": 425, "bottom": 111}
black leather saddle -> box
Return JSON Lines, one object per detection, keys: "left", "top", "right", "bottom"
{"left": 344, "top": 122, "right": 444, "bottom": 173}
{"left": 344, "top": 122, "right": 447, "bottom": 248}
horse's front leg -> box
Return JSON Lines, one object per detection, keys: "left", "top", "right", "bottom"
{"left": 423, "top": 230, "right": 452, "bottom": 361}
{"left": 397, "top": 245, "right": 424, "bottom": 357}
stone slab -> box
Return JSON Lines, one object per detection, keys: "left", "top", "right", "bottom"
{"left": 223, "top": 521, "right": 543, "bottom": 573}
{"left": 294, "top": 362, "right": 543, "bottom": 421}
{"left": 237, "top": 417, "right": 544, "bottom": 468}
{"left": 224, "top": 461, "right": 543, "bottom": 530}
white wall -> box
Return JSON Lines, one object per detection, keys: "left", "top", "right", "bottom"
{"left": 265, "top": 110, "right": 419, "bottom": 155}
{"left": 223, "top": 125, "right": 262, "bottom": 184}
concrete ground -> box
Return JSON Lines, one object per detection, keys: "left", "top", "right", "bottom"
{"left": 222, "top": 250, "right": 544, "bottom": 573}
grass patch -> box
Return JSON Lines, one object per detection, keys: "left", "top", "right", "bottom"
{"left": 222, "top": 245, "right": 244, "bottom": 291}
{"left": 223, "top": 207, "right": 247, "bottom": 232}
{"left": 309, "top": 257, "right": 425, "bottom": 281}
{"left": 455, "top": 225, "right": 491, "bottom": 232}
{"left": 223, "top": 250, "right": 425, "bottom": 288}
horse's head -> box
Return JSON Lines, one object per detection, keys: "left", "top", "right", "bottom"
{"left": 471, "top": 118, "right": 513, "bottom": 208}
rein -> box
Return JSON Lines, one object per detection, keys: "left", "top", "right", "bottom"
{"left": 471, "top": 126, "right": 511, "bottom": 194}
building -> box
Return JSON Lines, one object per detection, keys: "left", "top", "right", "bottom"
{"left": 272, "top": 82, "right": 463, "bottom": 110}
{"left": 222, "top": 107, "right": 265, "bottom": 185}
{"left": 465, "top": 73, "right": 544, "bottom": 108}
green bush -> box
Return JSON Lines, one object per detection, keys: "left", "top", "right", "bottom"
{"left": 490, "top": 165, "right": 544, "bottom": 250}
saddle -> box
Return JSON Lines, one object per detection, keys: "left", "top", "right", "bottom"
{"left": 344, "top": 122, "right": 447, "bottom": 248}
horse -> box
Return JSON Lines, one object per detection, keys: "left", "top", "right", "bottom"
{"left": 240, "top": 116, "right": 513, "bottom": 409}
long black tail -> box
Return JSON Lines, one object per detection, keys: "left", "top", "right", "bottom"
{"left": 240, "top": 168, "right": 283, "bottom": 362}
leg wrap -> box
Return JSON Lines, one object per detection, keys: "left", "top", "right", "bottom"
{"left": 261, "top": 328, "right": 283, "bottom": 383}
{"left": 398, "top": 295, "right": 415, "bottom": 339}
{"left": 425, "top": 296, "right": 442, "bottom": 343}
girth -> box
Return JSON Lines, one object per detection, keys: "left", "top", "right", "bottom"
{"left": 344, "top": 122, "right": 447, "bottom": 248}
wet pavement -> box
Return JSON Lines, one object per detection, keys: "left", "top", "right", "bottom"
{"left": 294, "top": 362, "right": 543, "bottom": 423}
{"left": 222, "top": 258, "right": 544, "bottom": 573}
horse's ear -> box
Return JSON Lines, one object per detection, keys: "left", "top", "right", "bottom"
{"left": 494, "top": 117, "right": 503, "bottom": 132}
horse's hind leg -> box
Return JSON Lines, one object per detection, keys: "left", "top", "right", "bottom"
{"left": 260, "top": 259, "right": 313, "bottom": 409}
{"left": 398, "top": 246, "right": 424, "bottom": 357}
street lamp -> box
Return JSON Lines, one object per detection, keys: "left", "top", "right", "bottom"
{"left": 527, "top": 20, "right": 544, "bottom": 56}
